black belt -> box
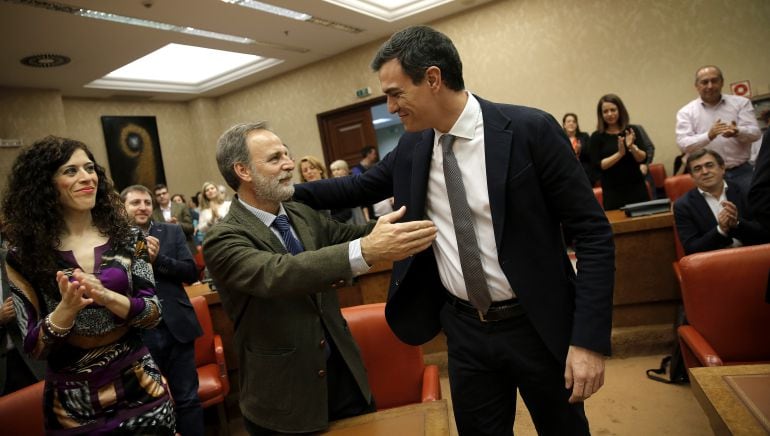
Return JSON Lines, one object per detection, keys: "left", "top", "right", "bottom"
{"left": 445, "top": 292, "right": 523, "bottom": 322}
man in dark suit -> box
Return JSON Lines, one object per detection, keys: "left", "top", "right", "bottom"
{"left": 202, "top": 122, "right": 436, "bottom": 435}
{"left": 294, "top": 26, "right": 614, "bottom": 435}
{"left": 750, "top": 130, "right": 770, "bottom": 231}
{"left": 1, "top": 240, "right": 45, "bottom": 395}
{"left": 152, "top": 183, "right": 196, "bottom": 254}
{"left": 674, "top": 148, "right": 769, "bottom": 255}
{"left": 121, "top": 185, "right": 204, "bottom": 436}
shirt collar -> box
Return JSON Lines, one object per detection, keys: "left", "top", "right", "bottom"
{"left": 237, "top": 196, "right": 288, "bottom": 228}
{"left": 697, "top": 180, "right": 728, "bottom": 199}
{"left": 433, "top": 91, "right": 481, "bottom": 142}
{"left": 697, "top": 94, "right": 725, "bottom": 108}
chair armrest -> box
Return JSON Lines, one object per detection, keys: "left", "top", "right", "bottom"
{"left": 421, "top": 364, "right": 441, "bottom": 402}
{"left": 213, "top": 334, "right": 230, "bottom": 395}
{"left": 672, "top": 261, "right": 682, "bottom": 283}
{"left": 678, "top": 325, "right": 723, "bottom": 366}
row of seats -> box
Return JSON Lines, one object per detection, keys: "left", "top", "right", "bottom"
{"left": 0, "top": 301, "right": 441, "bottom": 434}
{"left": 0, "top": 296, "right": 230, "bottom": 435}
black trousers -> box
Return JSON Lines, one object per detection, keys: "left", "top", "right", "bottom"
{"left": 440, "top": 303, "right": 590, "bottom": 436}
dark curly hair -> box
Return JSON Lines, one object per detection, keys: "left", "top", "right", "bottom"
{"left": 1, "top": 136, "right": 131, "bottom": 289}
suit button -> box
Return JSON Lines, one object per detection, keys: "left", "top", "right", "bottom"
{"left": 318, "top": 369, "right": 326, "bottom": 378}
{"left": 319, "top": 338, "right": 326, "bottom": 349}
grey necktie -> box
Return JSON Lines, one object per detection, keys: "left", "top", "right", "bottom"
{"left": 441, "top": 134, "right": 492, "bottom": 314}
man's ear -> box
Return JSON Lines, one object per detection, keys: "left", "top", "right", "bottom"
{"left": 425, "top": 66, "right": 441, "bottom": 89}
{"left": 234, "top": 162, "right": 251, "bottom": 182}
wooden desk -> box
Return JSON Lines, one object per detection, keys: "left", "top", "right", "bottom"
{"left": 605, "top": 210, "right": 679, "bottom": 327}
{"left": 323, "top": 399, "right": 450, "bottom": 436}
{"left": 689, "top": 364, "right": 770, "bottom": 435}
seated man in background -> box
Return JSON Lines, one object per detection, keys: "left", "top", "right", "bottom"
{"left": 203, "top": 122, "right": 437, "bottom": 435}
{"left": 674, "top": 148, "right": 769, "bottom": 255}
{"left": 121, "top": 185, "right": 204, "bottom": 436}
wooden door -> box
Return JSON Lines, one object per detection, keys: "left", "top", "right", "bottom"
{"left": 317, "top": 96, "right": 385, "bottom": 169}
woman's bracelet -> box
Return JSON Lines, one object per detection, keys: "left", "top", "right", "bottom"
{"left": 44, "top": 314, "right": 74, "bottom": 338}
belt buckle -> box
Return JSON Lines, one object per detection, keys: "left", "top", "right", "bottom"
{"left": 478, "top": 309, "right": 488, "bottom": 323}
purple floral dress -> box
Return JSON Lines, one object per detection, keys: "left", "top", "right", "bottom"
{"left": 7, "top": 229, "right": 175, "bottom": 435}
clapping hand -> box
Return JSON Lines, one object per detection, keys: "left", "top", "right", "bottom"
{"left": 70, "top": 269, "right": 112, "bottom": 307}
{"left": 56, "top": 271, "right": 93, "bottom": 314}
{"left": 0, "top": 297, "right": 15, "bottom": 325}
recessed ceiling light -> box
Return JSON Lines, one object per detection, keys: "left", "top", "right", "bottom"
{"left": 222, "top": 0, "right": 364, "bottom": 33}
{"left": 20, "top": 53, "right": 71, "bottom": 68}
{"left": 324, "top": 0, "right": 451, "bottom": 22}
{"left": 85, "top": 43, "right": 283, "bottom": 94}
{"left": 7, "top": 0, "right": 309, "bottom": 52}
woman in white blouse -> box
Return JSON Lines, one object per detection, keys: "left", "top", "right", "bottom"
{"left": 196, "top": 181, "right": 231, "bottom": 236}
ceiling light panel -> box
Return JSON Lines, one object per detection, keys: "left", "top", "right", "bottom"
{"left": 323, "top": 0, "right": 451, "bottom": 22}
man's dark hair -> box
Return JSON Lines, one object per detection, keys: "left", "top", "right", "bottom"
{"left": 371, "top": 25, "right": 464, "bottom": 91}
{"left": 360, "top": 145, "right": 376, "bottom": 158}
{"left": 120, "top": 184, "right": 154, "bottom": 202}
{"left": 687, "top": 148, "right": 725, "bottom": 171}
{"left": 154, "top": 183, "right": 168, "bottom": 193}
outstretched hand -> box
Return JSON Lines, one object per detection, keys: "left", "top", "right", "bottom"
{"left": 361, "top": 206, "right": 437, "bottom": 264}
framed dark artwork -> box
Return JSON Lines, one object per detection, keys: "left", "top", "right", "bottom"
{"left": 100, "top": 116, "right": 166, "bottom": 192}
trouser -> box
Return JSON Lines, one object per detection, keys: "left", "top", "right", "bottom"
{"left": 440, "top": 302, "right": 590, "bottom": 436}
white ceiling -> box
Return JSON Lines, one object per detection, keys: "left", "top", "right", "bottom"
{"left": 0, "top": 0, "right": 495, "bottom": 101}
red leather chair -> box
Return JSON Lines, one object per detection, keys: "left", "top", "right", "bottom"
{"left": 190, "top": 296, "right": 230, "bottom": 423}
{"left": 340, "top": 303, "right": 441, "bottom": 410}
{"left": 0, "top": 380, "right": 45, "bottom": 435}
{"left": 648, "top": 163, "right": 667, "bottom": 196}
{"left": 194, "top": 245, "right": 206, "bottom": 282}
{"left": 665, "top": 175, "right": 697, "bottom": 275}
{"left": 592, "top": 187, "right": 603, "bottom": 209}
{"left": 677, "top": 244, "right": 770, "bottom": 368}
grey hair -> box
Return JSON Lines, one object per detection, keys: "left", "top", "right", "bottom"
{"left": 216, "top": 121, "right": 270, "bottom": 191}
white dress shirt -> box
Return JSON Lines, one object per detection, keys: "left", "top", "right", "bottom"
{"left": 426, "top": 93, "right": 514, "bottom": 302}
{"left": 698, "top": 181, "right": 741, "bottom": 247}
{"left": 676, "top": 94, "right": 761, "bottom": 169}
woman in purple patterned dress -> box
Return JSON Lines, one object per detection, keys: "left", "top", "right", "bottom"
{"left": 1, "top": 136, "right": 175, "bottom": 435}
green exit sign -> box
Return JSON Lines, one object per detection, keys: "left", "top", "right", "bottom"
{"left": 355, "top": 87, "right": 371, "bottom": 98}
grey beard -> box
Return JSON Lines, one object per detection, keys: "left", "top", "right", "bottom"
{"left": 251, "top": 171, "right": 294, "bottom": 203}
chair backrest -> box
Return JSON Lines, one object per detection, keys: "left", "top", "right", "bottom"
{"left": 649, "top": 163, "right": 667, "bottom": 191}
{"left": 0, "top": 380, "right": 45, "bottom": 435}
{"left": 341, "top": 303, "right": 425, "bottom": 410}
{"left": 593, "top": 187, "right": 603, "bottom": 209}
{"left": 191, "top": 295, "right": 215, "bottom": 366}
{"left": 678, "top": 244, "right": 770, "bottom": 363}
{"left": 664, "top": 174, "right": 695, "bottom": 203}
{"left": 665, "top": 175, "right": 696, "bottom": 260}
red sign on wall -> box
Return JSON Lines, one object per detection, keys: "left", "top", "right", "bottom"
{"left": 730, "top": 80, "right": 752, "bottom": 98}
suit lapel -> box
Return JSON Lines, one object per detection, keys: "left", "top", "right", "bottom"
{"left": 410, "top": 130, "right": 436, "bottom": 220}
{"left": 229, "top": 199, "right": 286, "bottom": 254}
{"left": 478, "top": 97, "right": 513, "bottom": 248}
{"left": 690, "top": 190, "right": 718, "bottom": 228}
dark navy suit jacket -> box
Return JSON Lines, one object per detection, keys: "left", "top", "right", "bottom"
{"left": 750, "top": 130, "right": 770, "bottom": 231}
{"left": 674, "top": 182, "right": 770, "bottom": 255}
{"left": 148, "top": 222, "right": 202, "bottom": 343}
{"left": 294, "top": 96, "right": 615, "bottom": 362}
